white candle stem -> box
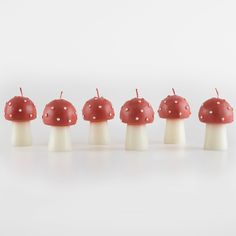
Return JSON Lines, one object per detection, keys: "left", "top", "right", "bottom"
{"left": 204, "top": 124, "right": 227, "bottom": 150}
{"left": 11, "top": 121, "right": 32, "bottom": 146}
{"left": 89, "top": 121, "right": 109, "bottom": 145}
{"left": 48, "top": 126, "right": 72, "bottom": 152}
{"left": 125, "top": 125, "right": 148, "bottom": 151}
{"left": 164, "top": 119, "right": 186, "bottom": 145}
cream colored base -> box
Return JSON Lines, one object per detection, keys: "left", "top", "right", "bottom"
{"left": 125, "top": 125, "right": 148, "bottom": 151}
{"left": 48, "top": 127, "right": 72, "bottom": 152}
{"left": 89, "top": 122, "right": 109, "bottom": 145}
{"left": 11, "top": 121, "right": 32, "bottom": 146}
{"left": 204, "top": 124, "right": 227, "bottom": 151}
{"left": 164, "top": 119, "right": 186, "bottom": 145}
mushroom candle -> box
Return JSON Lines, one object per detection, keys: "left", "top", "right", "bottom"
{"left": 120, "top": 89, "right": 154, "bottom": 151}
{"left": 158, "top": 89, "right": 191, "bottom": 145}
{"left": 199, "top": 89, "right": 233, "bottom": 151}
{"left": 42, "top": 92, "right": 77, "bottom": 152}
{"left": 4, "top": 88, "right": 37, "bottom": 146}
{"left": 82, "top": 89, "right": 115, "bottom": 145}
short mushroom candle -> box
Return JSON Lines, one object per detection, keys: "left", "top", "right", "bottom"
{"left": 42, "top": 92, "right": 77, "bottom": 152}
{"left": 4, "top": 88, "right": 37, "bottom": 146}
{"left": 120, "top": 89, "right": 154, "bottom": 151}
{"left": 82, "top": 88, "right": 115, "bottom": 145}
{"left": 198, "top": 89, "right": 234, "bottom": 151}
{"left": 158, "top": 89, "right": 191, "bottom": 145}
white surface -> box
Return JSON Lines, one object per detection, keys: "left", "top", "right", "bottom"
{"left": 1, "top": 0, "right": 236, "bottom": 235}
{"left": 48, "top": 126, "right": 72, "bottom": 152}
{"left": 11, "top": 121, "right": 32, "bottom": 146}
{"left": 89, "top": 121, "right": 110, "bottom": 145}
{"left": 125, "top": 125, "right": 149, "bottom": 150}
{"left": 204, "top": 124, "right": 228, "bottom": 151}
{"left": 164, "top": 119, "right": 186, "bottom": 145}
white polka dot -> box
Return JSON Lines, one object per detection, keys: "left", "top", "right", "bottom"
{"left": 64, "top": 107, "right": 67, "bottom": 110}
{"left": 92, "top": 116, "right": 96, "bottom": 120}
{"left": 200, "top": 115, "right": 203, "bottom": 119}
{"left": 168, "top": 110, "right": 172, "bottom": 114}
{"left": 109, "top": 113, "right": 112, "bottom": 116}
{"left": 146, "top": 118, "right": 149, "bottom": 121}
{"left": 29, "top": 114, "right": 33, "bottom": 118}
{"left": 221, "top": 117, "right": 225, "bottom": 121}
{"left": 209, "top": 110, "right": 213, "bottom": 114}
{"left": 45, "top": 113, "right": 48, "bottom": 117}
{"left": 8, "top": 102, "right": 12, "bottom": 106}
{"left": 125, "top": 108, "right": 129, "bottom": 112}
{"left": 138, "top": 100, "right": 142, "bottom": 103}
{"left": 179, "top": 112, "right": 182, "bottom": 116}
{"left": 51, "top": 106, "right": 54, "bottom": 110}
{"left": 159, "top": 108, "right": 162, "bottom": 111}
{"left": 217, "top": 101, "right": 220, "bottom": 105}
{"left": 94, "top": 97, "right": 98, "bottom": 100}
{"left": 68, "top": 119, "right": 72, "bottom": 123}
{"left": 164, "top": 100, "right": 167, "bottom": 104}
{"left": 56, "top": 118, "right": 60, "bottom": 121}
{"left": 89, "top": 104, "right": 92, "bottom": 108}
{"left": 140, "top": 109, "right": 144, "bottom": 113}
{"left": 9, "top": 114, "right": 12, "bottom": 118}
{"left": 185, "top": 106, "right": 189, "bottom": 110}
{"left": 135, "top": 117, "right": 139, "bottom": 120}
{"left": 98, "top": 105, "right": 102, "bottom": 109}
{"left": 24, "top": 99, "right": 27, "bottom": 103}
{"left": 174, "top": 100, "right": 178, "bottom": 104}
{"left": 18, "top": 109, "right": 22, "bottom": 112}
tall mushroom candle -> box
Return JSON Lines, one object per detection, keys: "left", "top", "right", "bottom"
{"left": 120, "top": 89, "right": 154, "bottom": 151}
{"left": 158, "top": 89, "right": 191, "bottom": 145}
{"left": 198, "top": 89, "right": 233, "bottom": 151}
{"left": 4, "top": 88, "right": 37, "bottom": 146}
{"left": 42, "top": 92, "right": 77, "bottom": 152}
{"left": 82, "top": 89, "right": 115, "bottom": 145}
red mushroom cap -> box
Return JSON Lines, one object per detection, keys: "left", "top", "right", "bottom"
{"left": 82, "top": 89, "right": 115, "bottom": 122}
{"left": 158, "top": 89, "right": 191, "bottom": 119}
{"left": 120, "top": 89, "right": 154, "bottom": 125}
{"left": 4, "top": 88, "right": 37, "bottom": 122}
{"left": 42, "top": 92, "right": 77, "bottom": 127}
{"left": 199, "top": 89, "right": 233, "bottom": 124}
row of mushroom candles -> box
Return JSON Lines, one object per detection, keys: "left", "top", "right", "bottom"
{"left": 4, "top": 88, "right": 234, "bottom": 151}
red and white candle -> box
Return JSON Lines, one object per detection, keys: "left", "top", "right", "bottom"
{"left": 120, "top": 89, "right": 154, "bottom": 151}
{"left": 42, "top": 92, "right": 77, "bottom": 152}
{"left": 82, "top": 89, "right": 115, "bottom": 145}
{"left": 4, "top": 88, "right": 37, "bottom": 146}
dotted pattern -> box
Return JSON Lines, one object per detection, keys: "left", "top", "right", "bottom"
{"left": 42, "top": 99, "right": 77, "bottom": 126}
{"left": 4, "top": 96, "right": 37, "bottom": 122}
{"left": 158, "top": 95, "right": 191, "bottom": 119}
{"left": 82, "top": 96, "right": 115, "bottom": 122}
{"left": 199, "top": 97, "right": 233, "bottom": 124}
{"left": 120, "top": 98, "right": 154, "bottom": 125}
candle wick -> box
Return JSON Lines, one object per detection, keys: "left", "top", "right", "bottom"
{"left": 172, "top": 88, "right": 176, "bottom": 95}
{"left": 60, "top": 91, "right": 63, "bottom": 99}
{"left": 215, "top": 88, "right": 219, "bottom": 98}
{"left": 136, "top": 88, "right": 139, "bottom": 98}
{"left": 96, "top": 88, "right": 100, "bottom": 98}
{"left": 19, "top": 87, "right": 23, "bottom": 97}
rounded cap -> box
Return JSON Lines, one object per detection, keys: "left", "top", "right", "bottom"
{"left": 158, "top": 89, "right": 191, "bottom": 119}
{"left": 120, "top": 89, "right": 154, "bottom": 125}
{"left": 4, "top": 88, "right": 37, "bottom": 122}
{"left": 199, "top": 89, "right": 233, "bottom": 124}
{"left": 82, "top": 89, "right": 115, "bottom": 122}
{"left": 42, "top": 92, "right": 77, "bottom": 127}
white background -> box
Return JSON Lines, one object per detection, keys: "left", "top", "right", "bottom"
{"left": 1, "top": 0, "right": 236, "bottom": 235}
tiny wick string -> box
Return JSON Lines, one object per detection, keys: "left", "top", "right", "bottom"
{"left": 19, "top": 87, "right": 23, "bottom": 97}
{"left": 215, "top": 88, "right": 219, "bottom": 98}
{"left": 60, "top": 91, "right": 63, "bottom": 99}
{"left": 172, "top": 88, "right": 176, "bottom": 95}
{"left": 136, "top": 88, "right": 139, "bottom": 98}
{"left": 96, "top": 88, "right": 100, "bottom": 98}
